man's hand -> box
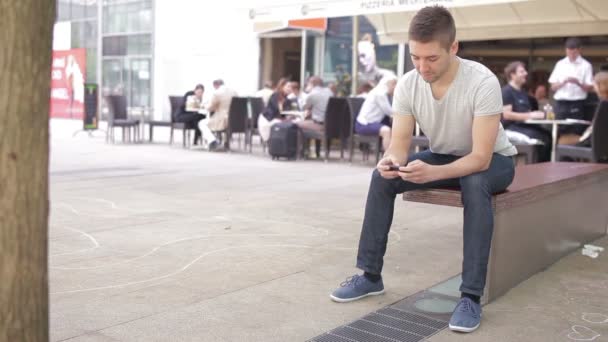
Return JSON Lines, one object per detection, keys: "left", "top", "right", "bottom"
{"left": 400, "top": 160, "right": 442, "bottom": 184}
{"left": 529, "top": 111, "right": 545, "bottom": 119}
{"left": 566, "top": 77, "right": 585, "bottom": 88}
{"left": 566, "top": 77, "right": 579, "bottom": 84}
{"left": 377, "top": 155, "right": 402, "bottom": 179}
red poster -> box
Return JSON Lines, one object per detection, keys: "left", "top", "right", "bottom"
{"left": 50, "top": 48, "right": 86, "bottom": 119}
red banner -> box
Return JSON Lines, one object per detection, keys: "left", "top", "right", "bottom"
{"left": 50, "top": 48, "right": 86, "bottom": 119}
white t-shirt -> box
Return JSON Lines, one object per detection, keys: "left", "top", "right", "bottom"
{"left": 548, "top": 56, "right": 593, "bottom": 101}
{"left": 357, "top": 88, "right": 391, "bottom": 125}
{"left": 392, "top": 57, "right": 516, "bottom": 157}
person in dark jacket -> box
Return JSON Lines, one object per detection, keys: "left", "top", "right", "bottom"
{"left": 176, "top": 84, "right": 206, "bottom": 145}
{"left": 258, "top": 78, "right": 295, "bottom": 141}
{"left": 501, "top": 61, "right": 552, "bottom": 162}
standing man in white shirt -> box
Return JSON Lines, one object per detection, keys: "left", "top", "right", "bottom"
{"left": 548, "top": 37, "right": 594, "bottom": 142}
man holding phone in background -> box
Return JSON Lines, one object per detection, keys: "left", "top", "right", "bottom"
{"left": 330, "top": 5, "right": 517, "bottom": 333}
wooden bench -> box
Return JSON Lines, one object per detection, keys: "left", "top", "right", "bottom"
{"left": 403, "top": 162, "right": 608, "bottom": 303}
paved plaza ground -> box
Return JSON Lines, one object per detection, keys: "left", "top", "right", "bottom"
{"left": 49, "top": 119, "right": 608, "bottom": 341}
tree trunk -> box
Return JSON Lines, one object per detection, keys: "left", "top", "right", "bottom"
{"left": 0, "top": 2, "right": 55, "bottom": 341}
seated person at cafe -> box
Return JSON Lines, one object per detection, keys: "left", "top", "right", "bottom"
{"left": 258, "top": 78, "right": 295, "bottom": 142}
{"left": 355, "top": 74, "right": 397, "bottom": 151}
{"left": 288, "top": 81, "right": 307, "bottom": 110}
{"left": 578, "top": 71, "right": 608, "bottom": 147}
{"left": 198, "top": 79, "right": 237, "bottom": 150}
{"left": 355, "top": 82, "right": 373, "bottom": 99}
{"left": 297, "top": 76, "right": 333, "bottom": 157}
{"left": 534, "top": 84, "right": 550, "bottom": 110}
{"left": 501, "top": 61, "right": 551, "bottom": 162}
{"left": 177, "top": 84, "right": 206, "bottom": 145}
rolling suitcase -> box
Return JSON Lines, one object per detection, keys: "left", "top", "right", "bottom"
{"left": 268, "top": 121, "right": 298, "bottom": 160}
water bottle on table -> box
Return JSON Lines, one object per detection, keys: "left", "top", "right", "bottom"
{"left": 543, "top": 103, "right": 555, "bottom": 120}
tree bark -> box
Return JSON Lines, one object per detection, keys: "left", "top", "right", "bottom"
{"left": 0, "top": 1, "right": 55, "bottom": 341}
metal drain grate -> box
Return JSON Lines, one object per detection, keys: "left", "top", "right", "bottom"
{"left": 309, "top": 275, "right": 463, "bottom": 342}
{"left": 309, "top": 304, "right": 448, "bottom": 342}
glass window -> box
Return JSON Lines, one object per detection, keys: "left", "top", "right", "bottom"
{"left": 305, "top": 34, "right": 316, "bottom": 81}
{"left": 102, "top": 58, "right": 125, "bottom": 96}
{"left": 71, "top": 20, "right": 97, "bottom": 49}
{"left": 70, "top": 0, "right": 98, "bottom": 20}
{"left": 57, "top": 0, "right": 71, "bottom": 20}
{"left": 376, "top": 45, "right": 398, "bottom": 73}
{"left": 127, "top": 34, "right": 151, "bottom": 55}
{"left": 357, "top": 16, "right": 398, "bottom": 86}
{"left": 85, "top": 0, "right": 98, "bottom": 18}
{"left": 103, "top": 0, "right": 152, "bottom": 34}
{"left": 103, "top": 36, "right": 127, "bottom": 56}
{"left": 325, "top": 17, "right": 353, "bottom": 96}
{"left": 102, "top": 34, "right": 151, "bottom": 56}
{"left": 129, "top": 58, "right": 151, "bottom": 107}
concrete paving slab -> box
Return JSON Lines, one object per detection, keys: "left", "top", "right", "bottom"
{"left": 49, "top": 119, "right": 607, "bottom": 342}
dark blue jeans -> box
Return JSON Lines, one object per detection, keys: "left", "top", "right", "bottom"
{"left": 356, "top": 150, "right": 515, "bottom": 296}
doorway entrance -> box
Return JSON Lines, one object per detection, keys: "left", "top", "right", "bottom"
{"left": 260, "top": 35, "right": 301, "bottom": 87}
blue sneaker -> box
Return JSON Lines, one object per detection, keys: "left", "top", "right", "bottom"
{"left": 449, "top": 297, "right": 482, "bottom": 333}
{"left": 330, "top": 274, "right": 384, "bottom": 303}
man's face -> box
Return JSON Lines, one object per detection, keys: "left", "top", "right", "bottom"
{"left": 194, "top": 88, "right": 203, "bottom": 98}
{"left": 511, "top": 65, "right": 528, "bottom": 86}
{"left": 290, "top": 82, "right": 300, "bottom": 95}
{"left": 566, "top": 47, "right": 580, "bottom": 61}
{"left": 409, "top": 39, "right": 456, "bottom": 84}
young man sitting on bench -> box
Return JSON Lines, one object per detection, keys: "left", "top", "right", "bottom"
{"left": 330, "top": 5, "right": 517, "bottom": 333}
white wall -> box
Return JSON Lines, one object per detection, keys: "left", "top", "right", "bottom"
{"left": 153, "top": 1, "right": 260, "bottom": 120}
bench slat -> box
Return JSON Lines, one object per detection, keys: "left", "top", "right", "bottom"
{"left": 403, "top": 162, "right": 608, "bottom": 211}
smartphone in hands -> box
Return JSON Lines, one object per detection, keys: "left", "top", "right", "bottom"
{"left": 388, "top": 164, "right": 410, "bottom": 172}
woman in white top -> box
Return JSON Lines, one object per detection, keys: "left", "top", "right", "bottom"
{"left": 355, "top": 74, "right": 398, "bottom": 151}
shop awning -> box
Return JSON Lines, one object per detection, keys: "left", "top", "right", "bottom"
{"left": 250, "top": 0, "right": 608, "bottom": 42}
{"left": 253, "top": 18, "right": 327, "bottom": 37}
{"left": 368, "top": 0, "right": 608, "bottom": 43}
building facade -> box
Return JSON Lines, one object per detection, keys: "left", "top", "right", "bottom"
{"left": 53, "top": 0, "right": 608, "bottom": 120}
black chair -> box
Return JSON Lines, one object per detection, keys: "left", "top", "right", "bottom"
{"left": 346, "top": 97, "right": 382, "bottom": 164}
{"left": 513, "top": 143, "right": 539, "bottom": 164}
{"left": 168, "top": 96, "right": 195, "bottom": 148}
{"left": 147, "top": 101, "right": 173, "bottom": 143}
{"left": 224, "top": 97, "right": 250, "bottom": 151}
{"left": 410, "top": 135, "right": 430, "bottom": 154}
{"left": 105, "top": 95, "right": 140, "bottom": 143}
{"left": 248, "top": 97, "right": 265, "bottom": 153}
{"left": 301, "top": 97, "right": 350, "bottom": 162}
{"left": 556, "top": 101, "right": 608, "bottom": 163}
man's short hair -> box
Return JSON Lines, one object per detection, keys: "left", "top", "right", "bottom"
{"left": 309, "top": 76, "right": 323, "bottom": 87}
{"left": 565, "top": 37, "right": 581, "bottom": 49}
{"left": 212, "top": 79, "right": 224, "bottom": 87}
{"left": 408, "top": 5, "right": 456, "bottom": 51}
{"left": 504, "top": 61, "right": 525, "bottom": 81}
{"left": 194, "top": 84, "right": 204, "bottom": 91}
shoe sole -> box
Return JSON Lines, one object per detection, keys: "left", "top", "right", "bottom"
{"left": 329, "top": 289, "right": 385, "bottom": 303}
{"left": 448, "top": 322, "right": 480, "bottom": 333}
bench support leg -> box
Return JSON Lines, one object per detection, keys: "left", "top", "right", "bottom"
{"left": 484, "top": 178, "right": 608, "bottom": 303}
